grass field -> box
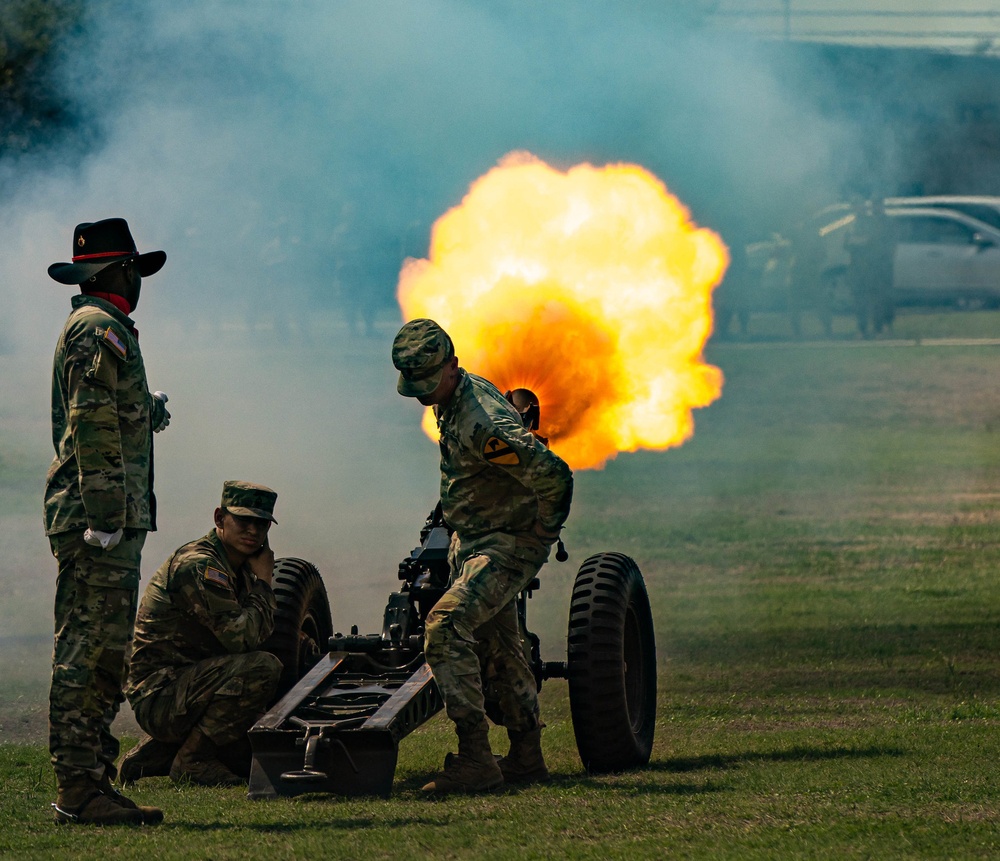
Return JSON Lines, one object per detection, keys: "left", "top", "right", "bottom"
{"left": 4, "top": 309, "right": 1000, "bottom": 858}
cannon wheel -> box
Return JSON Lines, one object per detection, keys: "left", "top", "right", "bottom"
{"left": 263, "top": 558, "right": 333, "bottom": 697}
{"left": 567, "top": 552, "right": 656, "bottom": 773}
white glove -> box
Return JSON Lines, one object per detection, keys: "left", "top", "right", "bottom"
{"left": 152, "top": 391, "right": 171, "bottom": 433}
{"left": 83, "top": 527, "right": 124, "bottom": 551}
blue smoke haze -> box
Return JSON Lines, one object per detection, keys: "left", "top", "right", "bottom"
{"left": 1, "top": 1, "right": 856, "bottom": 347}
{"left": 0, "top": 1, "right": 882, "bottom": 646}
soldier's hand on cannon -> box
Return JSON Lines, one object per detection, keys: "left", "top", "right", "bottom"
{"left": 152, "top": 391, "right": 171, "bottom": 433}
{"left": 83, "top": 527, "right": 124, "bottom": 551}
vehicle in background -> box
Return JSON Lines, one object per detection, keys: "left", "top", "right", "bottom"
{"left": 816, "top": 205, "right": 1000, "bottom": 307}
{"left": 716, "top": 200, "right": 1000, "bottom": 337}
{"left": 887, "top": 196, "right": 1000, "bottom": 233}
{"left": 812, "top": 195, "right": 1000, "bottom": 306}
{"left": 887, "top": 206, "right": 1000, "bottom": 307}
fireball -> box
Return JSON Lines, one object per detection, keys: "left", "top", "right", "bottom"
{"left": 397, "top": 151, "right": 727, "bottom": 470}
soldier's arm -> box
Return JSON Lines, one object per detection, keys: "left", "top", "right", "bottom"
{"left": 523, "top": 443, "right": 574, "bottom": 536}
{"left": 64, "top": 320, "right": 127, "bottom": 531}
{"left": 479, "top": 417, "right": 574, "bottom": 535}
{"left": 176, "top": 558, "right": 277, "bottom": 653}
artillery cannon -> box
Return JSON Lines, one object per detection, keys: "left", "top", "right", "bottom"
{"left": 248, "top": 392, "right": 657, "bottom": 799}
{"left": 248, "top": 510, "right": 656, "bottom": 799}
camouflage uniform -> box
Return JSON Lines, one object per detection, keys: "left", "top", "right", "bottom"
{"left": 847, "top": 198, "right": 895, "bottom": 336}
{"left": 126, "top": 526, "right": 280, "bottom": 749}
{"left": 427, "top": 369, "right": 573, "bottom": 732}
{"left": 45, "top": 294, "right": 162, "bottom": 786}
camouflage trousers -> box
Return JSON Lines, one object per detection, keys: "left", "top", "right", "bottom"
{"left": 48, "top": 528, "right": 146, "bottom": 785}
{"left": 132, "top": 651, "right": 282, "bottom": 747}
{"left": 424, "top": 533, "right": 549, "bottom": 734}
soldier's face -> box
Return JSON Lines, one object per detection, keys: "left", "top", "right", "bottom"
{"left": 123, "top": 261, "right": 142, "bottom": 311}
{"left": 215, "top": 508, "right": 271, "bottom": 562}
{"left": 417, "top": 357, "right": 460, "bottom": 406}
{"left": 91, "top": 259, "right": 142, "bottom": 311}
{"left": 110, "top": 259, "right": 142, "bottom": 310}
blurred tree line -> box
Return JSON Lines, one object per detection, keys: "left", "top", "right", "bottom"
{"left": 0, "top": 0, "right": 83, "bottom": 159}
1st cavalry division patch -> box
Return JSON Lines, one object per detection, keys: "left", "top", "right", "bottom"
{"left": 204, "top": 566, "right": 230, "bottom": 589}
{"left": 484, "top": 437, "right": 519, "bottom": 466}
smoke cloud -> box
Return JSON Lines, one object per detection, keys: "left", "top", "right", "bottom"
{"left": 0, "top": 1, "right": 898, "bottom": 699}
{"left": 1, "top": 2, "right": 858, "bottom": 343}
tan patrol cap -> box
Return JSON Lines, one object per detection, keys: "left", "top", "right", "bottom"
{"left": 391, "top": 318, "right": 455, "bottom": 398}
{"left": 220, "top": 480, "right": 278, "bottom": 524}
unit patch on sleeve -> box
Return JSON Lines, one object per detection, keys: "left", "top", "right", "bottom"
{"left": 102, "top": 326, "right": 128, "bottom": 359}
{"left": 204, "top": 566, "right": 231, "bottom": 589}
{"left": 483, "top": 436, "right": 520, "bottom": 466}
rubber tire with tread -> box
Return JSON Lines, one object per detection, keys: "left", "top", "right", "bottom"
{"left": 566, "top": 552, "right": 656, "bottom": 773}
{"left": 262, "top": 558, "right": 333, "bottom": 698}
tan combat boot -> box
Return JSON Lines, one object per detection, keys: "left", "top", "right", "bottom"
{"left": 95, "top": 772, "right": 164, "bottom": 824}
{"left": 119, "top": 734, "right": 180, "bottom": 784}
{"left": 421, "top": 723, "right": 504, "bottom": 793}
{"left": 169, "top": 729, "right": 244, "bottom": 786}
{"left": 497, "top": 727, "right": 550, "bottom": 784}
{"left": 52, "top": 777, "right": 145, "bottom": 826}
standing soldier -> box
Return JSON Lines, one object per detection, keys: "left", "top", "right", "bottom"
{"left": 121, "top": 482, "right": 282, "bottom": 787}
{"left": 391, "top": 319, "right": 574, "bottom": 792}
{"left": 788, "top": 217, "right": 833, "bottom": 339}
{"left": 847, "top": 196, "right": 895, "bottom": 337}
{"left": 45, "top": 218, "right": 171, "bottom": 826}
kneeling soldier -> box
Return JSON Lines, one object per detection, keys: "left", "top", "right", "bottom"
{"left": 121, "top": 481, "right": 282, "bottom": 786}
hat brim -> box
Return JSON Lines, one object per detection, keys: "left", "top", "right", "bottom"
{"left": 226, "top": 505, "right": 278, "bottom": 525}
{"left": 397, "top": 366, "right": 445, "bottom": 398}
{"left": 48, "top": 250, "right": 166, "bottom": 285}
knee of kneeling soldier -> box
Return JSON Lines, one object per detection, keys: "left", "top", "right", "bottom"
{"left": 248, "top": 651, "right": 283, "bottom": 692}
{"left": 222, "top": 651, "right": 283, "bottom": 708}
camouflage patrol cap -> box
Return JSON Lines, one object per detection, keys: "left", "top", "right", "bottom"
{"left": 391, "top": 318, "right": 455, "bottom": 397}
{"left": 220, "top": 480, "right": 278, "bottom": 524}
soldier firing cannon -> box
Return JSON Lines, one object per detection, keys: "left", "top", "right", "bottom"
{"left": 248, "top": 386, "right": 657, "bottom": 799}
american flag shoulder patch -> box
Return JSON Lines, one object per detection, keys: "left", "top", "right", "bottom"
{"left": 204, "top": 566, "right": 231, "bottom": 589}
{"left": 103, "top": 326, "right": 127, "bottom": 359}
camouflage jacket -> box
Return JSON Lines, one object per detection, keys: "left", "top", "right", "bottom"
{"left": 435, "top": 371, "right": 573, "bottom": 542}
{"left": 44, "top": 295, "right": 164, "bottom": 535}
{"left": 126, "top": 529, "right": 277, "bottom": 705}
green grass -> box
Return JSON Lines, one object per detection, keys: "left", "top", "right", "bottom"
{"left": 5, "top": 309, "right": 1000, "bottom": 858}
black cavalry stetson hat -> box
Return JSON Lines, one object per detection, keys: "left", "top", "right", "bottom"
{"left": 48, "top": 218, "right": 166, "bottom": 285}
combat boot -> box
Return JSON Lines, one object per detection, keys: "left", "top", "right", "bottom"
{"left": 95, "top": 773, "right": 164, "bottom": 825}
{"left": 52, "top": 777, "right": 144, "bottom": 826}
{"left": 496, "top": 727, "right": 550, "bottom": 784}
{"left": 421, "top": 723, "right": 504, "bottom": 793}
{"left": 170, "top": 729, "right": 244, "bottom": 786}
{"left": 119, "top": 735, "right": 180, "bottom": 783}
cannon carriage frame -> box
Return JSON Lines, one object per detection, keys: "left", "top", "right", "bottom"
{"left": 248, "top": 505, "right": 657, "bottom": 799}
